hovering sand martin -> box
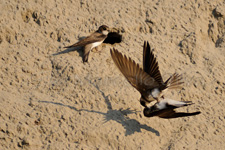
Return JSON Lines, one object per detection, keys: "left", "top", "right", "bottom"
{"left": 110, "top": 41, "right": 183, "bottom": 107}
{"left": 64, "top": 25, "right": 110, "bottom": 62}
{"left": 143, "top": 98, "right": 201, "bottom": 119}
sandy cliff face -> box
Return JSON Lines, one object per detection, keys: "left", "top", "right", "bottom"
{"left": 0, "top": 0, "right": 225, "bottom": 149}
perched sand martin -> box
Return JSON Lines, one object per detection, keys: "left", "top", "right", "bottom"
{"left": 143, "top": 98, "right": 201, "bottom": 119}
{"left": 64, "top": 25, "right": 109, "bottom": 62}
{"left": 110, "top": 41, "right": 183, "bottom": 107}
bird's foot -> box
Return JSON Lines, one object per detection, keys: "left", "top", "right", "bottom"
{"left": 92, "top": 46, "right": 102, "bottom": 53}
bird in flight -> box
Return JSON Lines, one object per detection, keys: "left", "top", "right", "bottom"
{"left": 143, "top": 98, "right": 200, "bottom": 118}
{"left": 110, "top": 41, "right": 183, "bottom": 107}
{"left": 110, "top": 41, "right": 200, "bottom": 119}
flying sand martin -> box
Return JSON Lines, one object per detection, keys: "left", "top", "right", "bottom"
{"left": 64, "top": 25, "right": 110, "bottom": 63}
{"left": 143, "top": 98, "right": 201, "bottom": 119}
{"left": 110, "top": 41, "right": 183, "bottom": 107}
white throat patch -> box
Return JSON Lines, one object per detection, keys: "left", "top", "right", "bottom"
{"left": 102, "top": 30, "right": 109, "bottom": 35}
{"left": 151, "top": 88, "right": 160, "bottom": 98}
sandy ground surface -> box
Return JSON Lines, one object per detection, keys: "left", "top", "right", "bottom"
{"left": 0, "top": 0, "right": 225, "bottom": 149}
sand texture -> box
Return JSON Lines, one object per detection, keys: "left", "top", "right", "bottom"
{"left": 0, "top": 0, "right": 225, "bottom": 149}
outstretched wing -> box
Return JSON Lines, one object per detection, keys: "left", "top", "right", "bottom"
{"left": 159, "top": 110, "right": 201, "bottom": 119}
{"left": 143, "top": 41, "right": 163, "bottom": 84}
{"left": 110, "top": 48, "right": 159, "bottom": 94}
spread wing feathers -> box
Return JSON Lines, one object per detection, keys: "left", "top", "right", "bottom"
{"left": 110, "top": 48, "right": 159, "bottom": 93}
{"left": 143, "top": 41, "right": 163, "bottom": 84}
{"left": 64, "top": 32, "right": 106, "bottom": 48}
{"left": 159, "top": 110, "right": 201, "bottom": 119}
{"left": 164, "top": 73, "right": 184, "bottom": 90}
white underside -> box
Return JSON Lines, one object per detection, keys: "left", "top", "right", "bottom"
{"left": 91, "top": 41, "right": 103, "bottom": 49}
{"left": 156, "top": 98, "right": 187, "bottom": 109}
{"left": 145, "top": 88, "right": 160, "bottom": 101}
{"left": 151, "top": 88, "right": 160, "bottom": 98}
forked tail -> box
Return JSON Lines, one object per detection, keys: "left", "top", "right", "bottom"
{"left": 163, "top": 111, "right": 201, "bottom": 119}
{"left": 164, "top": 73, "right": 183, "bottom": 90}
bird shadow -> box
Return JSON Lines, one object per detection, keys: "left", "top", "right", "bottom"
{"left": 84, "top": 79, "right": 159, "bottom": 136}
{"left": 39, "top": 100, "right": 160, "bottom": 136}
{"left": 52, "top": 47, "right": 83, "bottom": 57}
{"left": 38, "top": 79, "right": 160, "bottom": 136}
{"left": 52, "top": 37, "right": 86, "bottom": 57}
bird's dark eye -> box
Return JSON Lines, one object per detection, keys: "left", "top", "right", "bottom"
{"left": 103, "top": 27, "right": 106, "bottom": 30}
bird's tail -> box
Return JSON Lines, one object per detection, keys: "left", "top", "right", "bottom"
{"left": 181, "top": 101, "right": 194, "bottom": 106}
{"left": 164, "top": 73, "right": 183, "bottom": 90}
{"left": 83, "top": 51, "right": 90, "bottom": 63}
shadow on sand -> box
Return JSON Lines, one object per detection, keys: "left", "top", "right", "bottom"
{"left": 39, "top": 79, "right": 160, "bottom": 136}
{"left": 52, "top": 37, "right": 86, "bottom": 57}
{"left": 52, "top": 46, "right": 83, "bottom": 57}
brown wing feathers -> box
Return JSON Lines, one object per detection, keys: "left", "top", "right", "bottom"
{"left": 110, "top": 48, "right": 158, "bottom": 93}
{"left": 143, "top": 41, "right": 163, "bottom": 84}
{"left": 111, "top": 42, "right": 183, "bottom": 94}
{"left": 143, "top": 41, "right": 183, "bottom": 90}
{"left": 165, "top": 73, "right": 184, "bottom": 90}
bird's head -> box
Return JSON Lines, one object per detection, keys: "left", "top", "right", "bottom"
{"left": 98, "top": 25, "right": 109, "bottom": 35}
{"left": 140, "top": 96, "right": 148, "bottom": 107}
{"left": 143, "top": 107, "right": 154, "bottom": 117}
